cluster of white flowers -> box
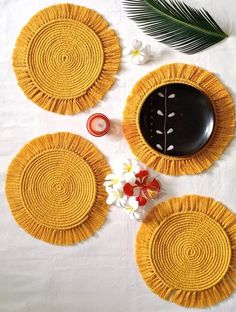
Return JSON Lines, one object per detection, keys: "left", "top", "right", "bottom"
{"left": 104, "top": 159, "right": 144, "bottom": 220}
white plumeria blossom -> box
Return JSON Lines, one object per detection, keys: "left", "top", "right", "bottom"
{"left": 106, "top": 187, "right": 126, "bottom": 207}
{"left": 121, "top": 159, "right": 141, "bottom": 182}
{"left": 125, "top": 40, "right": 153, "bottom": 65}
{"left": 104, "top": 173, "right": 123, "bottom": 190}
{"left": 103, "top": 159, "right": 149, "bottom": 221}
{"left": 123, "top": 197, "right": 143, "bottom": 220}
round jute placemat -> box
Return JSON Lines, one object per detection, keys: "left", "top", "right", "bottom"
{"left": 136, "top": 195, "right": 236, "bottom": 308}
{"left": 6, "top": 132, "right": 110, "bottom": 245}
{"left": 13, "top": 3, "right": 121, "bottom": 115}
{"left": 123, "top": 63, "right": 235, "bottom": 175}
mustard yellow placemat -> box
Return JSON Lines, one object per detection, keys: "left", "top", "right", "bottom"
{"left": 136, "top": 195, "right": 236, "bottom": 308}
{"left": 6, "top": 132, "right": 110, "bottom": 245}
{"left": 123, "top": 63, "right": 235, "bottom": 175}
{"left": 13, "top": 3, "right": 121, "bottom": 115}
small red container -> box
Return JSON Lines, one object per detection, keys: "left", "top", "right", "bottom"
{"left": 86, "top": 113, "right": 110, "bottom": 137}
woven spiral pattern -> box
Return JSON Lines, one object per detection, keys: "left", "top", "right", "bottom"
{"left": 21, "top": 150, "right": 96, "bottom": 229}
{"left": 28, "top": 20, "right": 104, "bottom": 99}
{"left": 6, "top": 132, "right": 111, "bottom": 245}
{"left": 13, "top": 3, "right": 121, "bottom": 115}
{"left": 150, "top": 213, "right": 230, "bottom": 291}
{"left": 136, "top": 195, "right": 236, "bottom": 308}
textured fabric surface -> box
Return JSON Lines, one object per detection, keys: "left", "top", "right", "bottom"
{"left": 6, "top": 132, "right": 110, "bottom": 245}
{"left": 136, "top": 195, "right": 236, "bottom": 308}
{"left": 13, "top": 3, "right": 121, "bottom": 115}
{"left": 1, "top": 0, "right": 236, "bottom": 311}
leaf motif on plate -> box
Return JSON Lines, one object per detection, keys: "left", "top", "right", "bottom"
{"left": 168, "top": 112, "right": 175, "bottom": 117}
{"left": 156, "top": 144, "right": 163, "bottom": 150}
{"left": 168, "top": 93, "right": 175, "bottom": 99}
{"left": 167, "top": 128, "right": 173, "bottom": 134}
{"left": 157, "top": 92, "right": 164, "bottom": 98}
{"left": 157, "top": 110, "right": 164, "bottom": 116}
{"left": 156, "top": 130, "right": 163, "bottom": 134}
{"left": 167, "top": 145, "right": 174, "bottom": 151}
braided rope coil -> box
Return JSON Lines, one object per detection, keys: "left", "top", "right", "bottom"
{"left": 136, "top": 195, "right": 236, "bottom": 308}
{"left": 13, "top": 3, "right": 121, "bottom": 115}
{"left": 6, "top": 132, "right": 111, "bottom": 245}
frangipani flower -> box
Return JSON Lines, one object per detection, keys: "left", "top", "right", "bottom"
{"left": 106, "top": 187, "right": 125, "bottom": 206}
{"left": 123, "top": 196, "right": 143, "bottom": 220}
{"left": 104, "top": 159, "right": 162, "bottom": 222}
{"left": 124, "top": 170, "right": 161, "bottom": 206}
{"left": 121, "top": 159, "right": 141, "bottom": 182}
{"left": 104, "top": 173, "right": 123, "bottom": 190}
{"left": 125, "top": 40, "right": 153, "bottom": 65}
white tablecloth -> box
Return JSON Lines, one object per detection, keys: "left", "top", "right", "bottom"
{"left": 1, "top": 0, "right": 236, "bottom": 311}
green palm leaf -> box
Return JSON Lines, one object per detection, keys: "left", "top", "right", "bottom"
{"left": 123, "top": 0, "right": 228, "bottom": 54}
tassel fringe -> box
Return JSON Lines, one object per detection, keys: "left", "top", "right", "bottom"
{"left": 123, "top": 63, "right": 235, "bottom": 175}
{"left": 136, "top": 195, "right": 236, "bottom": 308}
{"left": 5, "top": 132, "right": 111, "bottom": 245}
{"left": 13, "top": 3, "right": 121, "bottom": 115}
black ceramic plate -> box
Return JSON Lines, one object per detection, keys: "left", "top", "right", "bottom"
{"left": 139, "top": 83, "right": 215, "bottom": 157}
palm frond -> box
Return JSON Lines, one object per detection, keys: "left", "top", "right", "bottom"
{"left": 123, "top": 0, "right": 228, "bottom": 54}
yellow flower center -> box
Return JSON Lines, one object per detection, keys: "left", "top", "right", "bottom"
{"left": 127, "top": 207, "right": 135, "bottom": 213}
{"left": 146, "top": 188, "right": 159, "bottom": 199}
{"left": 115, "top": 190, "right": 120, "bottom": 197}
{"left": 132, "top": 49, "right": 140, "bottom": 56}
{"left": 124, "top": 164, "right": 132, "bottom": 172}
{"left": 113, "top": 178, "right": 120, "bottom": 184}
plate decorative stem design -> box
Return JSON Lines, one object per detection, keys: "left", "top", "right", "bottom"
{"left": 123, "top": 63, "right": 235, "bottom": 175}
{"left": 156, "top": 86, "right": 175, "bottom": 153}
{"left": 163, "top": 86, "right": 168, "bottom": 153}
